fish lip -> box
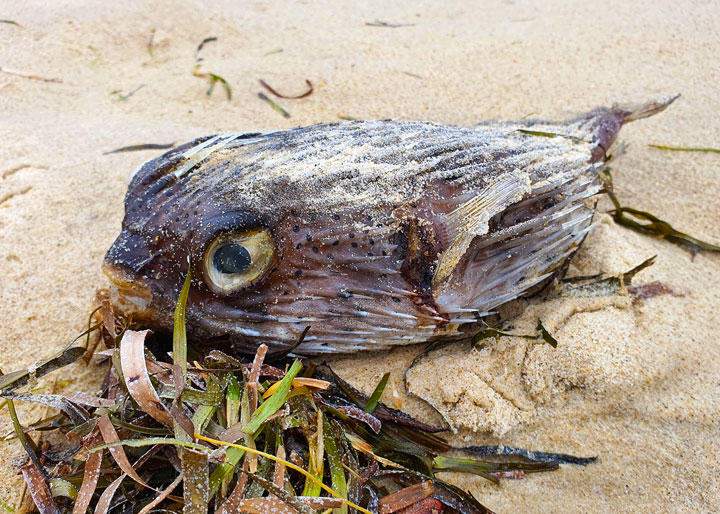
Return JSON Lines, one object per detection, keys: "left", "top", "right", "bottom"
{"left": 102, "top": 262, "right": 154, "bottom": 318}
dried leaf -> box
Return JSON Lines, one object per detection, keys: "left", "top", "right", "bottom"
{"left": 20, "top": 462, "right": 59, "bottom": 514}
{"left": 182, "top": 448, "right": 209, "bottom": 514}
{"left": 96, "top": 414, "right": 155, "bottom": 490}
{"left": 138, "top": 472, "right": 183, "bottom": 514}
{"left": 0, "top": 346, "right": 85, "bottom": 392}
{"left": 226, "top": 497, "right": 299, "bottom": 514}
{"left": 119, "top": 330, "right": 173, "bottom": 426}
{"left": 71, "top": 446, "right": 102, "bottom": 514}
{"left": 378, "top": 481, "right": 434, "bottom": 514}
{"left": 94, "top": 474, "right": 125, "bottom": 514}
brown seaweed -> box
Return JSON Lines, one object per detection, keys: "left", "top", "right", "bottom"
{"left": 259, "top": 79, "right": 314, "bottom": 99}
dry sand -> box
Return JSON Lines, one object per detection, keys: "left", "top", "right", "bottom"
{"left": 1, "top": 0, "right": 719, "bottom": 511}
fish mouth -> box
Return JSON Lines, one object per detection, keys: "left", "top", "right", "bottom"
{"left": 102, "top": 262, "right": 154, "bottom": 321}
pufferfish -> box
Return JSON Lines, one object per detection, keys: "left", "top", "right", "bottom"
{"left": 104, "top": 96, "right": 677, "bottom": 355}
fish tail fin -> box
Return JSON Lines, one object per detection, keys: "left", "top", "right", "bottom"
{"left": 612, "top": 94, "right": 680, "bottom": 123}
{"left": 583, "top": 94, "right": 680, "bottom": 162}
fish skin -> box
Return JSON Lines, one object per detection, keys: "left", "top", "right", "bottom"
{"left": 104, "top": 96, "right": 678, "bottom": 355}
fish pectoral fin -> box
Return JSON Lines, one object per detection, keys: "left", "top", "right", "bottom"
{"left": 433, "top": 173, "right": 530, "bottom": 285}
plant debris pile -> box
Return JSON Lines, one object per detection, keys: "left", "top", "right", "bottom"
{"left": 1, "top": 278, "right": 596, "bottom": 514}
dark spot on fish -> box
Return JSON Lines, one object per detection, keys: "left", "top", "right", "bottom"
{"left": 291, "top": 209, "right": 297, "bottom": 216}
{"left": 391, "top": 296, "right": 401, "bottom": 303}
{"left": 349, "top": 233, "right": 355, "bottom": 238}
{"left": 382, "top": 250, "right": 388, "bottom": 256}
{"left": 296, "top": 243, "right": 302, "bottom": 249}
{"left": 327, "top": 253, "right": 334, "bottom": 260}
{"left": 295, "top": 270, "right": 302, "bottom": 277}
{"left": 351, "top": 242, "right": 358, "bottom": 248}
{"left": 333, "top": 214, "right": 340, "bottom": 221}
{"left": 367, "top": 252, "right": 374, "bottom": 256}
{"left": 332, "top": 240, "right": 339, "bottom": 246}
{"left": 293, "top": 225, "right": 300, "bottom": 233}
{"left": 312, "top": 247, "right": 319, "bottom": 254}
{"left": 369, "top": 239, "right": 375, "bottom": 245}
{"left": 306, "top": 233, "right": 312, "bottom": 242}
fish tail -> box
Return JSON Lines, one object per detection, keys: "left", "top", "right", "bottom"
{"left": 584, "top": 94, "right": 680, "bottom": 162}
{"left": 612, "top": 94, "right": 680, "bottom": 124}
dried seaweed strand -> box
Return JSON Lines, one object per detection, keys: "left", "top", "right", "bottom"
{"left": 103, "top": 143, "right": 174, "bottom": 155}
{"left": 259, "top": 79, "right": 314, "bottom": 99}
{"left": 649, "top": 144, "right": 720, "bottom": 154}
{"left": 258, "top": 92, "right": 291, "bottom": 118}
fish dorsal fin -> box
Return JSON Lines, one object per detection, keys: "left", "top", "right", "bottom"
{"left": 433, "top": 172, "right": 530, "bottom": 284}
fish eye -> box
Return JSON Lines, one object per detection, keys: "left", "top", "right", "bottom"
{"left": 203, "top": 229, "right": 276, "bottom": 294}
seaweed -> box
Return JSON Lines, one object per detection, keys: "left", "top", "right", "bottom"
{"left": 259, "top": 79, "right": 313, "bottom": 99}
{"left": 365, "top": 20, "right": 416, "bottom": 28}
{"left": 516, "top": 129, "right": 586, "bottom": 143}
{"left": 0, "top": 66, "right": 61, "bottom": 83}
{"left": 195, "top": 37, "right": 218, "bottom": 61}
{"left": 146, "top": 29, "right": 155, "bottom": 58}
{"left": 2, "top": 291, "right": 594, "bottom": 513}
{"left": 258, "top": 92, "right": 291, "bottom": 118}
{"left": 600, "top": 169, "right": 720, "bottom": 253}
{"left": 472, "top": 320, "right": 558, "bottom": 349}
{"left": 103, "top": 142, "right": 175, "bottom": 155}
{"left": 649, "top": 144, "right": 720, "bottom": 154}
{"left": 193, "top": 65, "right": 232, "bottom": 100}
{"left": 0, "top": 19, "right": 21, "bottom": 27}
{"left": 109, "top": 85, "right": 145, "bottom": 102}
{"left": 191, "top": 37, "right": 231, "bottom": 100}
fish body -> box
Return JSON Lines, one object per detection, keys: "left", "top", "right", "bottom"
{"left": 104, "top": 97, "right": 677, "bottom": 354}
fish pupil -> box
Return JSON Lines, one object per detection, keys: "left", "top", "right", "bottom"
{"left": 213, "top": 243, "right": 251, "bottom": 274}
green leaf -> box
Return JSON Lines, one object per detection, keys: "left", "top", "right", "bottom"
{"left": 365, "top": 372, "right": 390, "bottom": 414}
{"left": 433, "top": 455, "right": 558, "bottom": 479}
{"left": 324, "top": 418, "right": 348, "bottom": 514}
{"left": 49, "top": 478, "right": 78, "bottom": 500}
{"left": 242, "top": 360, "right": 302, "bottom": 435}
{"left": 174, "top": 269, "right": 192, "bottom": 379}
{"left": 536, "top": 320, "right": 558, "bottom": 348}
{"left": 472, "top": 320, "right": 558, "bottom": 349}
{"left": 226, "top": 374, "right": 242, "bottom": 427}
{"left": 649, "top": 144, "right": 720, "bottom": 154}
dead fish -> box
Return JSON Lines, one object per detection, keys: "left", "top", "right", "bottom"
{"left": 104, "top": 96, "right": 677, "bottom": 354}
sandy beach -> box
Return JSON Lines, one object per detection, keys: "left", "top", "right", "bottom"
{"left": 1, "top": 0, "right": 719, "bottom": 511}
